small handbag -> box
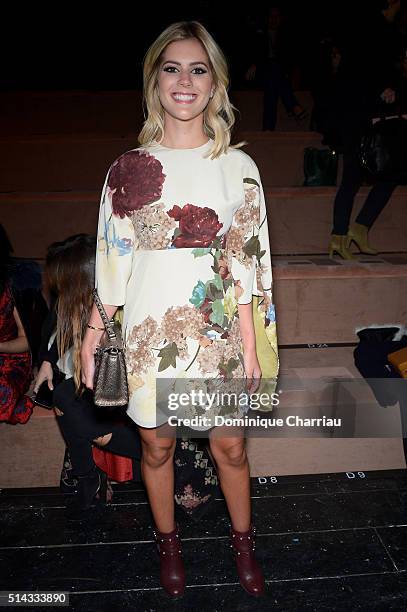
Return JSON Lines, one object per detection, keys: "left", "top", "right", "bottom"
{"left": 303, "top": 147, "right": 338, "bottom": 186}
{"left": 359, "top": 114, "right": 407, "bottom": 184}
{"left": 92, "top": 288, "right": 129, "bottom": 408}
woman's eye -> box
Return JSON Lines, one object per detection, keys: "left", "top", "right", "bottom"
{"left": 163, "top": 66, "right": 207, "bottom": 74}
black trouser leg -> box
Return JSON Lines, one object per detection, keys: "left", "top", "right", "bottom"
{"left": 53, "top": 378, "right": 141, "bottom": 477}
{"left": 332, "top": 150, "right": 363, "bottom": 235}
{"left": 355, "top": 182, "right": 397, "bottom": 228}
{"left": 278, "top": 66, "right": 299, "bottom": 113}
{"left": 103, "top": 424, "right": 141, "bottom": 459}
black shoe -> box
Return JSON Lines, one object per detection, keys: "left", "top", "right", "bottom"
{"left": 59, "top": 448, "right": 78, "bottom": 495}
{"left": 66, "top": 466, "right": 106, "bottom": 521}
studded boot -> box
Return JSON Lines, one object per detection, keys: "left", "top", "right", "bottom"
{"left": 230, "top": 524, "right": 265, "bottom": 597}
{"left": 153, "top": 524, "right": 185, "bottom": 598}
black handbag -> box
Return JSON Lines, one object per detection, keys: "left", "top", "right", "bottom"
{"left": 359, "top": 114, "right": 407, "bottom": 184}
{"left": 303, "top": 147, "right": 338, "bottom": 186}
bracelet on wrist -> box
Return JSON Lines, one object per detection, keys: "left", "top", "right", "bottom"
{"left": 87, "top": 323, "right": 105, "bottom": 331}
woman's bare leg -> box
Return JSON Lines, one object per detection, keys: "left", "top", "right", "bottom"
{"left": 138, "top": 424, "right": 176, "bottom": 533}
{"left": 209, "top": 427, "right": 251, "bottom": 531}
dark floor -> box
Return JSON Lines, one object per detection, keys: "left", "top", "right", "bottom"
{"left": 1, "top": 469, "right": 407, "bottom": 611}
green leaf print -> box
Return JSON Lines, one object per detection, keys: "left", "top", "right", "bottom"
{"left": 243, "top": 177, "right": 260, "bottom": 187}
{"left": 211, "top": 258, "right": 220, "bottom": 273}
{"left": 157, "top": 342, "right": 179, "bottom": 372}
{"left": 219, "top": 357, "right": 240, "bottom": 379}
{"left": 258, "top": 249, "right": 266, "bottom": 262}
{"left": 212, "top": 273, "right": 223, "bottom": 290}
{"left": 191, "top": 247, "right": 211, "bottom": 257}
{"left": 227, "top": 357, "right": 240, "bottom": 372}
{"left": 209, "top": 299, "right": 224, "bottom": 326}
{"left": 242, "top": 235, "right": 261, "bottom": 259}
{"left": 209, "top": 237, "right": 223, "bottom": 249}
{"left": 206, "top": 282, "right": 224, "bottom": 301}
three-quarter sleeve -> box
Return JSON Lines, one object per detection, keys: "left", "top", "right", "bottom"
{"left": 225, "top": 156, "right": 279, "bottom": 381}
{"left": 225, "top": 176, "right": 257, "bottom": 306}
{"left": 247, "top": 160, "right": 279, "bottom": 379}
{"left": 95, "top": 163, "right": 136, "bottom": 306}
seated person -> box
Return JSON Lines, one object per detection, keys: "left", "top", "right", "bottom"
{"left": 34, "top": 234, "right": 219, "bottom": 519}
{"left": 0, "top": 224, "right": 34, "bottom": 425}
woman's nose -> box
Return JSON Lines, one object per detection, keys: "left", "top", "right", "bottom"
{"left": 178, "top": 71, "right": 192, "bottom": 86}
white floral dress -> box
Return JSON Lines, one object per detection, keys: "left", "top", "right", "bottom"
{"left": 95, "top": 137, "right": 279, "bottom": 428}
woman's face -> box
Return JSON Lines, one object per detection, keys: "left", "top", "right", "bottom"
{"left": 157, "top": 38, "right": 214, "bottom": 123}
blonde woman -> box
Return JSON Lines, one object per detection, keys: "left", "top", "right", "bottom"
{"left": 81, "top": 21, "right": 279, "bottom": 598}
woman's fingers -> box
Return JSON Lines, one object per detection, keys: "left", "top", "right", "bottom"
{"left": 246, "top": 366, "right": 262, "bottom": 394}
{"left": 33, "top": 374, "right": 44, "bottom": 394}
{"left": 33, "top": 361, "right": 54, "bottom": 394}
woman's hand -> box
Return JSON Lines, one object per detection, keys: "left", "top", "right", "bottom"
{"left": 237, "top": 302, "right": 262, "bottom": 393}
{"left": 33, "top": 360, "right": 54, "bottom": 394}
{"left": 80, "top": 328, "right": 103, "bottom": 390}
{"left": 243, "top": 348, "right": 262, "bottom": 394}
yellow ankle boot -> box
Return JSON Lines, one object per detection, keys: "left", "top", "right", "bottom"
{"left": 346, "top": 222, "right": 378, "bottom": 255}
{"left": 328, "top": 234, "right": 356, "bottom": 260}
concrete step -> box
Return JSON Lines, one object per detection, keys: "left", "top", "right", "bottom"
{"left": 0, "top": 131, "right": 323, "bottom": 192}
{"left": 236, "top": 131, "right": 324, "bottom": 186}
{"left": 0, "top": 90, "right": 313, "bottom": 136}
{"left": 273, "top": 254, "right": 407, "bottom": 345}
{"left": 1, "top": 186, "right": 405, "bottom": 259}
{"left": 268, "top": 187, "right": 407, "bottom": 255}
{"left": 1, "top": 345, "right": 404, "bottom": 487}
{"left": 248, "top": 344, "right": 406, "bottom": 476}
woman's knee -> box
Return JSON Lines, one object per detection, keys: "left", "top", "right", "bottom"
{"left": 141, "top": 438, "right": 175, "bottom": 469}
{"left": 210, "top": 439, "right": 247, "bottom": 469}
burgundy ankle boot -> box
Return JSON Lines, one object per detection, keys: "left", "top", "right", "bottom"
{"left": 153, "top": 524, "right": 185, "bottom": 598}
{"left": 230, "top": 524, "right": 265, "bottom": 597}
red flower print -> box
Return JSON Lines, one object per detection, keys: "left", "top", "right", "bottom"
{"left": 199, "top": 297, "right": 212, "bottom": 323}
{"left": 108, "top": 150, "right": 166, "bottom": 218}
{"left": 218, "top": 255, "right": 231, "bottom": 280}
{"left": 167, "top": 204, "right": 223, "bottom": 248}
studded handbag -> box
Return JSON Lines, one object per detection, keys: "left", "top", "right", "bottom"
{"left": 92, "top": 288, "right": 129, "bottom": 408}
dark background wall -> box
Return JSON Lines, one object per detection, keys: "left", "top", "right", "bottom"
{"left": 1, "top": 0, "right": 366, "bottom": 91}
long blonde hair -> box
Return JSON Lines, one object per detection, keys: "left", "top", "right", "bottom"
{"left": 138, "top": 20, "right": 247, "bottom": 159}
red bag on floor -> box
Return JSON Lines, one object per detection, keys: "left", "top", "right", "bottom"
{"left": 92, "top": 447, "right": 133, "bottom": 483}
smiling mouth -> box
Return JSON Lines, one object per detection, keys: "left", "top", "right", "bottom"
{"left": 172, "top": 93, "right": 198, "bottom": 103}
